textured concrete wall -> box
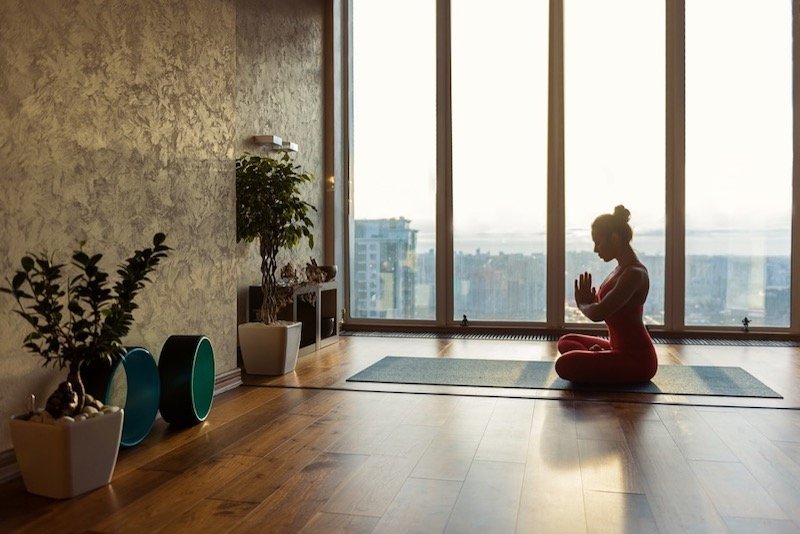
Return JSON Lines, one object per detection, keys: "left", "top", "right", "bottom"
{"left": 0, "top": 0, "right": 325, "bottom": 452}
{"left": 235, "top": 0, "right": 325, "bottom": 326}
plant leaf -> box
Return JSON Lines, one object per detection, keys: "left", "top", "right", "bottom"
{"left": 11, "top": 272, "right": 27, "bottom": 289}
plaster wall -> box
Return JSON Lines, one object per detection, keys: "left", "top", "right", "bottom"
{"left": 235, "top": 0, "right": 325, "bottom": 324}
{"left": 0, "top": 0, "right": 325, "bottom": 452}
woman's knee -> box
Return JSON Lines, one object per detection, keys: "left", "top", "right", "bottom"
{"left": 554, "top": 355, "right": 567, "bottom": 378}
{"left": 555, "top": 352, "right": 581, "bottom": 381}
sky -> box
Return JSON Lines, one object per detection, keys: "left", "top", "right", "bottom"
{"left": 352, "top": 0, "right": 793, "bottom": 257}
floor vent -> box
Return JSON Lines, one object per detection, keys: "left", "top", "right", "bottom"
{"left": 649, "top": 337, "right": 799, "bottom": 347}
{"left": 340, "top": 330, "right": 799, "bottom": 347}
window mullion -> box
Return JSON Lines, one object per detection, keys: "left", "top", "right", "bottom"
{"left": 437, "top": 0, "right": 452, "bottom": 327}
{"left": 665, "top": 0, "right": 685, "bottom": 332}
{"left": 792, "top": 0, "right": 800, "bottom": 334}
{"left": 547, "top": 0, "right": 566, "bottom": 329}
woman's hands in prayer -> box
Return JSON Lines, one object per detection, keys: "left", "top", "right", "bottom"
{"left": 574, "top": 271, "right": 597, "bottom": 307}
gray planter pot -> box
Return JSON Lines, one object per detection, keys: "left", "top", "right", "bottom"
{"left": 9, "top": 408, "right": 124, "bottom": 499}
{"left": 238, "top": 321, "right": 302, "bottom": 375}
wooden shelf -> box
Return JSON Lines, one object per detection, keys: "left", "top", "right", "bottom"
{"left": 248, "top": 281, "right": 338, "bottom": 355}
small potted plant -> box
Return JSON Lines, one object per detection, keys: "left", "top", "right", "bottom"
{"left": 278, "top": 258, "right": 328, "bottom": 306}
{"left": 1, "top": 233, "right": 170, "bottom": 498}
{"left": 236, "top": 152, "right": 316, "bottom": 375}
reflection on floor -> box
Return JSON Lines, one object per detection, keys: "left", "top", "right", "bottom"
{"left": 1, "top": 335, "right": 799, "bottom": 532}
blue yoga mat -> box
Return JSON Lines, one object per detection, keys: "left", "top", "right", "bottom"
{"left": 347, "top": 356, "right": 782, "bottom": 398}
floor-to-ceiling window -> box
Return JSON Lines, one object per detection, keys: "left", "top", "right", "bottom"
{"left": 350, "top": 0, "right": 436, "bottom": 320}
{"left": 684, "top": 0, "right": 792, "bottom": 328}
{"left": 564, "top": 0, "right": 666, "bottom": 325}
{"left": 346, "top": 0, "right": 796, "bottom": 334}
{"left": 451, "top": 0, "right": 549, "bottom": 323}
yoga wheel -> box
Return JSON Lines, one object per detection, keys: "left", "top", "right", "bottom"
{"left": 158, "top": 335, "right": 215, "bottom": 426}
{"left": 80, "top": 346, "right": 161, "bottom": 447}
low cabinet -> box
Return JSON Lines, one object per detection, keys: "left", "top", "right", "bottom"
{"left": 248, "top": 281, "right": 338, "bottom": 356}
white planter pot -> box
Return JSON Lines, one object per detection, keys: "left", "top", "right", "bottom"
{"left": 9, "top": 409, "right": 124, "bottom": 499}
{"left": 238, "top": 321, "right": 302, "bottom": 375}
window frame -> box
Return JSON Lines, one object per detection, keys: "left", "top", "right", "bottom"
{"left": 341, "top": 0, "right": 800, "bottom": 337}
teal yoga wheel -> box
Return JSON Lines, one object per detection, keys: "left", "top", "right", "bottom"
{"left": 158, "top": 335, "right": 215, "bottom": 426}
{"left": 80, "top": 346, "right": 161, "bottom": 448}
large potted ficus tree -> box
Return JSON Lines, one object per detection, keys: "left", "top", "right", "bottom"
{"left": 236, "top": 151, "right": 316, "bottom": 375}
{"left": 1, "top": 233, "right": 170, "bottom": 498}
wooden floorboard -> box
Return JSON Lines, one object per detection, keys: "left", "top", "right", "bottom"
{"left": 1, "top": 335, "right": 799, "bottom": 533}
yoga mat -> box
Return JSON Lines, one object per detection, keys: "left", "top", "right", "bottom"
{"left": 347, "top": 356, "right": 782, "bottom": 398}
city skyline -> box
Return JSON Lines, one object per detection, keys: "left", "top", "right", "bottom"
{"left": 357, "top": 217, "right": 791, "bottom": 257}
{"left": 351, "top": 218, "right": 791, "bottom": 328}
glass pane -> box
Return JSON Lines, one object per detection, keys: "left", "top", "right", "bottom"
{"left": 564, "top": 0, "right": 666, "bottom": 324}
{"left": 350, "top": 0, "right": 436, "bottom": 320}
{"left": 451, "top": 0, "right": 549, "bottom": 322}
{"left": 685, "top": 0, "right": 792, "bottom": 327}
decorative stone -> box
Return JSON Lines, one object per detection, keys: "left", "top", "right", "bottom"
{"left": 84, "top": 394, "right": 104, "bottom": 410}
{"left": 56, "top": 417, "right": 75, "bottom": 425}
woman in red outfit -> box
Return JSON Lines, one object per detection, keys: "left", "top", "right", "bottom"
{"left": 555, "top": 205, "right": 657, "bottom": 385}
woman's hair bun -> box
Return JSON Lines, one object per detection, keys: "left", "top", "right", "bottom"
{"left": 592, "top": 205, "right": 633, "bottom": 243}
{"left": 613, "top": 205, "right": 630, "bottom": 222}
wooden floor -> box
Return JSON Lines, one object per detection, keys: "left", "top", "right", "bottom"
{"left": 2, "top": 335, "right": 800, "bottom": 533}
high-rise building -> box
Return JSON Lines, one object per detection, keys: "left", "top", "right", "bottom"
{"left": 352, "top": 218, "right": 418, "bottom": 318}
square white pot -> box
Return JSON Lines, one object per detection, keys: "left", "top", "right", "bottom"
{"left": 238, "top": 321, "right": 302, "bottom": 375}
{"left": 9, "top": 409, "right": 124, "bottom": 499}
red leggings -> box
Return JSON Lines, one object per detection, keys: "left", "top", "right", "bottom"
{"left": 555, "top": 333, "right": 657, "bottom": 385}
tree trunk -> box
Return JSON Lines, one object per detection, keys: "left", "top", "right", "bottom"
{"left": 67, "top": 361, "right": 86, "bottom": 416}
{"left": 260, "top": 242, "right": 279, "bottom": 324}
{"left": 44, "top": 361, "right": 85, "bottom": 419}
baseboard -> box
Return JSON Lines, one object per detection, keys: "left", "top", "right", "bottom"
{"left": 0, "top": 367, "right": 244, "bottom": 485}
{"left": 215, "top": 367, "right": 243, "bottom": 395}
{"left": 0, "top": 449, "right": 17, "bottom": 484}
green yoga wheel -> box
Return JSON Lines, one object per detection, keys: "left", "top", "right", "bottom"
{"left": 80, "top": 346, "right": 161, "bottom": 448}
{"left": 158, "top": 335, "right": 215, "bottom": 426}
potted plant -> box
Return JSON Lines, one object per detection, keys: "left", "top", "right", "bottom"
{"left": 236, "top": 151, "right": 316, "bottom": 375}
{"left": 1, "top": 233, "right": 170, "bottom": 498}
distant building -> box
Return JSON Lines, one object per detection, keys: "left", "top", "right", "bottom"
{"left": 352, "top": 218, "right": 418, "bottom": 318}
{"left": 352, "top": 219, "right": 790, "bottom": 327}
{"left": 454, "top": 250, "right": 546, "bottom": 321}
{"left": 686, "top": 255, "right": 728, "bottom": 325}
{"left": 765, "top": 256, "right": 791, "bottom": 326}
